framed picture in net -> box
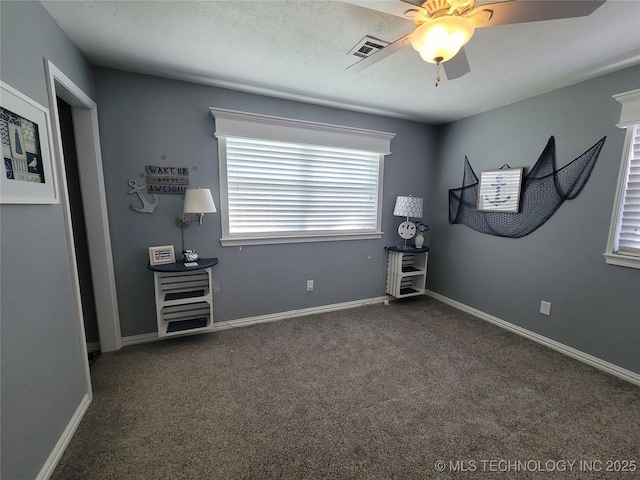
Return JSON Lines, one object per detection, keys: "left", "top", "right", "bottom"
{"left": 477, "top": 167, "right": 523, "bottom": 213}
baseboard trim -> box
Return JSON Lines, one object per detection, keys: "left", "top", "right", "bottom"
{"left": 121, "top": 296, "right": 391, "bottom": 347}
{"left": 86, "top": 341, "right": 100, "bottom": 353}
{"left": 425, "top": 290, "right": 640, "bottom": 386}
{"left": 210, "top": 296, "right": 390, "bottom": 332}
{"left": 36, "top": 392, "right": 92, "bottom": 480}
{"left": 121, "top": 332, "right": 161, "bottom": 347}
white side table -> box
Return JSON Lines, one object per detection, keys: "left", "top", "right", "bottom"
{"left": 386, "top": 246, "right": 429, "bottom": 298}
{"left": 148, "top": 258, "right": 218, "bottom": 337}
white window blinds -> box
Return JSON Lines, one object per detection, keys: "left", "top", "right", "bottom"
{"left": 616, "top": 123, "right": 640, "bottom": 255}
{"left": 226, "top": 137, "right": 381, "bottom": 236}
{"left": 606, "top": 88, "right": 640, "bottom": 268}
{"left": 210, "top": 107, "right": 394, "bottom": 246}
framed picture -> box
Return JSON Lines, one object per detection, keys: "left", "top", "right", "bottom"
{"left": 1, "top": 81, "right": 58, "bottom": 204}
{"left": 149, "top": 245, "right": 176, "bottom": 265}
{"left": 477, "top": 168, "right": 524, "bottom": 213}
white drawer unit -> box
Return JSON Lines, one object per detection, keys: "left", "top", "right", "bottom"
{"left": 148, "top": 258, "right": 218, "bottom": 337}
{"left": 386, "top": 247, "right": 429, "bottom": 298}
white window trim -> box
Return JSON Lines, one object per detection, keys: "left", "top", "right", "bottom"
{"left": 210, "top": 108, "right": 395, "bottom": 246}
{"left": 604, "top": 88, "right": 640, "bottom": 269}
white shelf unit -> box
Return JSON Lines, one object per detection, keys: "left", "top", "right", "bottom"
{"left": 386, "top": 249, "right": 428, "bottom": 298}
{"left": 153, "top": 267, "right": 214, "bottom": 337}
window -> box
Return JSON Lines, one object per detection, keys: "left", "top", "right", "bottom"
{"left": 210, "top": 108, "right": 395, "bottom": 246}
{"left": 605, "top": 89, "right": 640, "bottom": 269}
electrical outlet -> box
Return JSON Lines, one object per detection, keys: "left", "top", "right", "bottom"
{"left": 540, "top": 301, "right": 552, "bottom": 316}
{"left": 306, "top": 280, "right": 314, "bottom": 292}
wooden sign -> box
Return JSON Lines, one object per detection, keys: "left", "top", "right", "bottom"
{"left": 145, "top": 165, "right": 189, "bottom": 194}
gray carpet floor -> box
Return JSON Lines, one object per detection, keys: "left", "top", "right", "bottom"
{"left": 52, "top": 296, "right": 639, "bottom": 479}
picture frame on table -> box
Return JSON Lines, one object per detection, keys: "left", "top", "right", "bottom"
{"left": 477, "top": 167, "right": 524, "bottom": 213}
{"left": 149, "top": 245, "right": 176, "bottom": 265}
{"left": 1, "top": 81, "right": 58, "bottom": 204}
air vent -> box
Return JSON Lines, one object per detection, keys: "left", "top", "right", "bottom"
{"left": 348, "top": 36, "right": 390, "bottom": 59}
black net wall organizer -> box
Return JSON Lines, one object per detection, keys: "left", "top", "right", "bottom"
{"left": 448, "top": 136, "right": 606, "bottom": 238}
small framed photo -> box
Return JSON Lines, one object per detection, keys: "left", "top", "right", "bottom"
{"left": 149, "top": 245, "right": 176, "bottom": 265}
{"left": 477, "top": 168, "right": 524, "bottom": 213}
{"left": 1, "top": 81, "right": 59, "bottom": 204}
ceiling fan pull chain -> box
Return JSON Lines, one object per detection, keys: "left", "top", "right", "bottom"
{"left": 435, "top": 61, "right": 441, "bottom": 87}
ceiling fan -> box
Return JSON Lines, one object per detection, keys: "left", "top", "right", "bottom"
{"left": 345, "top": 0, "right": 606, "bottom": 85}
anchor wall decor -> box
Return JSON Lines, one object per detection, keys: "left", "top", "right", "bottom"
{"left": 128, "top": 179, "right": 158, "bottom": 213}
{"left": 477, "top": 167, "right": 524, "bottom": 213}
{"left": 449, "top": 136, "right": 606, "bottom": 238}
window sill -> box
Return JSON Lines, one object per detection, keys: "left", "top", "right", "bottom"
{"left": 604, "top": 252, "right": 640, "bottom": 269}
{"left": 221, "top": 231, "right": 383, "bottom": 247}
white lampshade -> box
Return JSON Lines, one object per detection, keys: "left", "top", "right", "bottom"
{"left": 183, "top": 188, "right": 217, "bottom": 214}
{"left": 393, "top": 196, "right": 423, "bottom": 218}
{"left": 411, "top": 15, "right": 475, "bottom": 64}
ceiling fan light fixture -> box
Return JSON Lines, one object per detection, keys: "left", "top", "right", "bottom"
{"left": 411, "top": 15, "right": 475, "bottom": 64}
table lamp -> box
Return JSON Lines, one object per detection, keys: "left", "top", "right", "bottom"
{"left": 393, "top": 195, "right": 423, "bottom": 249}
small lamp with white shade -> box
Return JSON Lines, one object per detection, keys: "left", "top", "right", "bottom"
{"left": 393, "top": 195, "right": 424, "bottom": 249}
{"left": 183, "top": 187, "right": 217, "bottom": 225}
{"left": 175, "top": 187, "right": 217, "bottom": 263}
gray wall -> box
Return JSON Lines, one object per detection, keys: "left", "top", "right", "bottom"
{"left": 428, "top": 66, "right": 640, "bottom": 373}
{"left": 0, "top": 1, "right": 95, "bottom": 478}
{"left": 93, "top": 68, "right": 438, "bottom": 337}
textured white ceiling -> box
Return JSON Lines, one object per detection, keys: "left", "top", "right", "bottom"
{"left": 41, "top": 0, "right": 640, "bottom": 124}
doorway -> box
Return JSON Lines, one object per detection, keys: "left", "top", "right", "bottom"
{"left": 56, "top": 97, "right": 100, "bottom": 355}
{"left": 45, "top": 59, "right": 122, "bottom": 358}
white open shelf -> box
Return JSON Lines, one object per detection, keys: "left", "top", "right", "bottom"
{"left": 386, "top": 249, "right": 428, "bottom": 298}
{"left": 153, "top": 268, "right": 214, "bottom": 337}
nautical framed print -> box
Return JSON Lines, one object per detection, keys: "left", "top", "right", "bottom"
{"left": 1, "top": 81, "right": 58, "bottom": 204}
{"left": 477, "top": 167, "right": 524, "bottom": 213}
{"left": 149, "top": 245, "right": 176, "bottom": 265}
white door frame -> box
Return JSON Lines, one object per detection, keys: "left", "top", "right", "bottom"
{"left": 44, "top": 59, "right": 122, "bottom": 353}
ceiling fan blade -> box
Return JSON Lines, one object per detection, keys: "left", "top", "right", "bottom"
{"left": 443, "top": 48, "right": 471, "bottom": 80}
{"left": 474, "top": 0, "right": 606, "bottom": 28}
{"left": 346, "top": 34, "right": 411, "bottom": 72}
{"left": 340, "top": 0, "right": 425, "bottom": 19}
